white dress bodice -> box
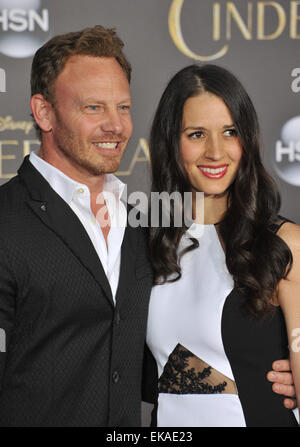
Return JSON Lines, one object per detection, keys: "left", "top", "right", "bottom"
{"left": 146, "top": 224, "right": 246, "bottom": 426}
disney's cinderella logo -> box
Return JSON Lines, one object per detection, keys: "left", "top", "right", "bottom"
{"left": 169, "top": 0, "right": 300, "bottom": 61}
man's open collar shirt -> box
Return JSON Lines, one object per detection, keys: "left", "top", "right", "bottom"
{"left": 29, "top": 151, "right": 126, "bottom": 304}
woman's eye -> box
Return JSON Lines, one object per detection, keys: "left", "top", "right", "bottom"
{"left": 224, "top": 128, "right": 237, "bottom": 137}
{"left": 189, "top": 131, "right": 204, "bottom": 139}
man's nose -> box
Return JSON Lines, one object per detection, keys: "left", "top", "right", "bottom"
{"left": 100, "top": 109, "right": 123, "bottom": 134}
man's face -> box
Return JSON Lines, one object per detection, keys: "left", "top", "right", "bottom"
{"left": 48, "top": 55, "right": 132, "bottom": 178}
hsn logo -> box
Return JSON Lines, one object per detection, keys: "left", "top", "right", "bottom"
{"left": 274, "top": 116, "right": 300, "bottom": 187}
{"left": 0, "top": 8, "right": 48, "bottom": 32}
{"left": 0, "top": 0, "right": 50, "bottom": 58}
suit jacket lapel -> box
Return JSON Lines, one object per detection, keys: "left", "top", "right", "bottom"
{"left": 115, "top": 216, "right": 138, "bottom": 308}
{"left": 18, "top": 156, "right": 114, "bottom": 306}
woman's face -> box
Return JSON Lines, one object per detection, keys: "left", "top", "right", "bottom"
{"left": 180, "top": 92, "right": 242, "bottom": 197}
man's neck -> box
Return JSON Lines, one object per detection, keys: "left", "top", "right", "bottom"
{"left": 37, "top": 147, "right": 111, "bottom": 244}
{"left": 38, "top": 146, "right": 105, "bottom": 196}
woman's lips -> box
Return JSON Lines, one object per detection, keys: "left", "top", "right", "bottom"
{"left": 198, "top": 164, "right": 228, "bottom": 179}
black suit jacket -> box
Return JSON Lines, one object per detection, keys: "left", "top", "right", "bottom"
{"left": 0, "top": 156, "right": 153, "bottom": 427}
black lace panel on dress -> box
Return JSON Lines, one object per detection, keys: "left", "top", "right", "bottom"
{"left": 159, "top": 344, "right": 237, "bottom": 395}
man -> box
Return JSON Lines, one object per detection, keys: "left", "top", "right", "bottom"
{"left": 0, "top": 25, "right": 295, "bottom": 427}
{"left": 0, "top": 25, "right": 152, "bottom": 427}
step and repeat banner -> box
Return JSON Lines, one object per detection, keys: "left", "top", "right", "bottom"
{"left": 0, "top": 0, "right": 299, "bottom": 221}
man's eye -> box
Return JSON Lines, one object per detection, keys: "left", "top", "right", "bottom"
{"left": 87, "top": 105, "right": 99, "bottom": 111}
{"left": 119, "top": 105, "right": 130, "bottom": 111}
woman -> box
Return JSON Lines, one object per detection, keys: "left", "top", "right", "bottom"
{"left": 145, "top": 64, "right": 300, "bottom": 426}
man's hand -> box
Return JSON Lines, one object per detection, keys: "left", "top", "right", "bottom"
{"left": 267, "top": 360, "right": 296, "bottom": 409}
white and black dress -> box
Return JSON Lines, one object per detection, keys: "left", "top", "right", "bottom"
{"left": 144, "top": 221, "right": 298, "bottom": 427}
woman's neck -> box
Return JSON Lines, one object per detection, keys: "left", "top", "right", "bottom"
{"left": 192, "top": 191, "right": 228, "bottom": 225}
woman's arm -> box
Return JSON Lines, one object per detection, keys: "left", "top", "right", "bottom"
{"left": 277, "top": 222, "right": 300, "bottom": 422}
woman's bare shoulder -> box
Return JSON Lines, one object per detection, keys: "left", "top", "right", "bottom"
{"left": 277, "top": 221, "right": 300, "bottom": 252}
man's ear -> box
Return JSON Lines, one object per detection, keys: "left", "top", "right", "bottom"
{"left": 30, "top": 94, "right": 54, "bottom": 133}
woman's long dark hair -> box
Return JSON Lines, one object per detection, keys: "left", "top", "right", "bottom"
{"left": 149, "top": 64, "right": 292, "bottom": 318}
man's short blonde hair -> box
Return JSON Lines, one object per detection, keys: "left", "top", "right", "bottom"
{"left": 31, "top": 25, "right": 131, "bottom": 138}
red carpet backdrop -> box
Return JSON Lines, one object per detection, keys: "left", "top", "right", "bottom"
{"left": 0, "top": 0, "right": 299, "bottom": 221}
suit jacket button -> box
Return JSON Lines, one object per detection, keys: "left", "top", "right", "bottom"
{"left": 115, "top": 312, "right": 121, "bottom": 325}
{"left": 112, "top": 371, "right": 120, "bottom": 383}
